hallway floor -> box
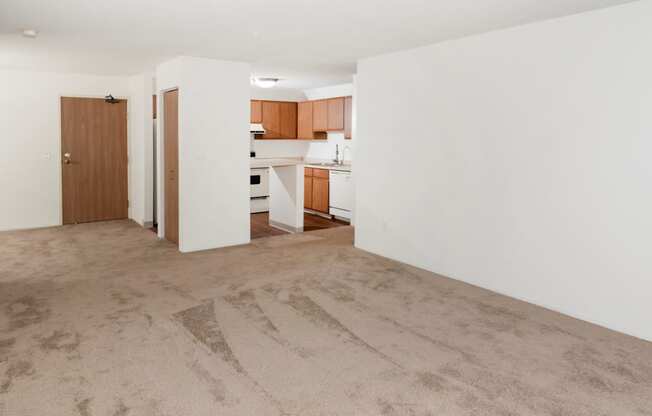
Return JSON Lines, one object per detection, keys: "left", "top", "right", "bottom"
{"left": 1, "top": 221, "right": 651, "bottom": 415}
{"left": 250, "top": 212, "right": 348, "bottom": 240}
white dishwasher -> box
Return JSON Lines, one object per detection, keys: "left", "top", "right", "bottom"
{"left": 329, "top": 170, "right": 354, "bottom": 221}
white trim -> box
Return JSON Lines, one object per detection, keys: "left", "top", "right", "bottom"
{"left": 269, "top": 220, "right": 303, "bottom": 234}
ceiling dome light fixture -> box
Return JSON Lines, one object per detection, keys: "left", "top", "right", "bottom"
{"left": 252, "top": 77, "right": 280, "bottom": 88}
{"left": 22, "top": 29, "right": 39, "bottom": 38}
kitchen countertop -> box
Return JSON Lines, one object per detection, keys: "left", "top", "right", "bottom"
{"left": 250, "top": 158, "right": 303, "bottom": 169}
{"left": 250, "top": 158, "right": 352, "bottom": 172}
{"left": 305, "top": 163, "right": 352, "bottom": 172}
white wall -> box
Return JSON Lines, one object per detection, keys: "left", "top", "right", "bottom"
{"left": 128, "top": 73, "right": 154, "bottom": 226}
{"left": 303, "top": 83, "right": 353, "bottom": 101}
{"left": 268, "top": 165, "right": 304, "bottom": 233}
{"left": 251, "top": 87, "right": 306, "bottom": 102}
{"left": 356, "top": 1, "right": 652, "bottom": 341}
{"left": 0, "top": 69, "right": 150, "bottom": 231}
{"left": 251, "top": 140, "right": 310, "bottom": 159}
{"left": 157, "top": 56, "right": 251, "bottom": 252}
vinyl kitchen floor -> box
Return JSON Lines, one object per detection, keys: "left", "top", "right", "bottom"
{"left": 250, "top": 212, "right": 348, "bottom": 240}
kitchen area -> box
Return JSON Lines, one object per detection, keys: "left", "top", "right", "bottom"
{"left": 248, "top": 84, "right": 355, "bottom": 239}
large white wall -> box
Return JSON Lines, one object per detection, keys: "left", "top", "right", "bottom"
{"left": 157, "top": 56, "right": 251, "bottom": 252}
{"left": 356, "top": 1, "right": 652, "bottom": 341}
{"left": 0, "top": 69, "right": 151, "bottom": 231}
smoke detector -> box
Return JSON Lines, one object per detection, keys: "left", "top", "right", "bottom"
{"left": 22, "top": 29, "right": 38, "bottom": 38}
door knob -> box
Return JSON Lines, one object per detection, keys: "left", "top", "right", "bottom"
{"left": 63, "top": 153, "right": 72, "bottom": 164}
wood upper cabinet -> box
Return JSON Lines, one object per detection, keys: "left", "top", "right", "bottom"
{"left": 298, "top": 101, "right": 327, "bottom": 140}
{"left": 253, "top": 97, "right": 350, "bottom": 139}
{"left": 298, "top": 101, "right": 313, "bottom": 139}
{"left": 261, "top": 101, "right": 280, "bottom": 139}
{"left": 344, "top": 96, "right": 352, "bottom": 139}
{"left": 279, "top": 102, "right": 297, "bottom": 139}
{"left": 250, "top": 100, "right": 262, "bottom": 123}
{"left": 255, "top": 100, "right": 296, "bottom": 139}
{"left": 327, "top": 97, "right": 345, "bottom": 131}
{"left": 312, "top": 100, "right": 328, "bottom": 132}
{"left": 312, "top": 97, "right": 346, "bottom": 132}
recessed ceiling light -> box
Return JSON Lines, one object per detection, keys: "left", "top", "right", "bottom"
{"left": 252, "top": 77, "right": 280, "bottom": 89}
{"left": 22, "top": 29, "right": 38, "bottom": 38}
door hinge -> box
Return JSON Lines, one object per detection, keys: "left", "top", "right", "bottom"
{"left": 127, "top": 200, "right": 130, "bottom": 208}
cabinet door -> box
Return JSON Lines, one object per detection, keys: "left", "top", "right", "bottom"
{"left": 312, "top": 177, "right": 330, "bottom": 213}
{"left": 304, "top": 176, "right": 313, "bottom": 209}
{"left": 313, "top": 100, "right": 328, "bottom": 132}
{"left": 344, "top": 96, "right": 352, "bottom": 139}
{"left": 251, "top": 100, "right": 262, "bottom": 123}
{"left": 327, "top": 97, "right": 345, "bottom": 131}
{"left": 279, "top": 102, "right": 297, "bottom": 139}
{"left": 261, "top": 101, "right": 280, "bottom": 139}
{"left": 297, "top": 101, "right": 313, "bottom": 139}
{"left": 313, "top": 168, "right": 329, "bottom": 179}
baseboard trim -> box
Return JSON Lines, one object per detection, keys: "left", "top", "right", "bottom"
{"left": 143, "top": 221, "right": 154, "bottom": 228}
{"left": 304, "top": 209, "right": 332, "bottom": 220}
{"left": 269, "top": 220, "right": 303, "bottom": 234}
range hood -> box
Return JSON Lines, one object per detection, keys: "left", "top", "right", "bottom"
{"left": 250, "top": 123, "right": 266, "bottom": 134}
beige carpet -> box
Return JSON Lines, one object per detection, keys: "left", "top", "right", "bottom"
{"left": 0, "top": 221, "right": 651, "bottom": 416}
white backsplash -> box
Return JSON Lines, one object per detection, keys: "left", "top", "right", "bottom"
{"left": 251, "top": 133, "right": 353, "bottom": 162}
{"left": 306, "top": 132, "right": 353, "bottom": 162}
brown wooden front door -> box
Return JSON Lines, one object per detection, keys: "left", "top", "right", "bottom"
{"left": 61, "top": 97, "right": 128, "bottom": 225}
{"left": 164, "top": 89, "right": 179, "bottom": 245}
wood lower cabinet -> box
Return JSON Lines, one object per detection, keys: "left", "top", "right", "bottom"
{"left": 312, "top": 177, "right": 329, "bottom": 213}
{"left": 304, "top": 168, "right": 313, "bottom": 209}
{"left": 250, "top": 100, "right": 262, "bottom": 123}
{"left": 304, "top": 167, "right": 329, "bottom": 213}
